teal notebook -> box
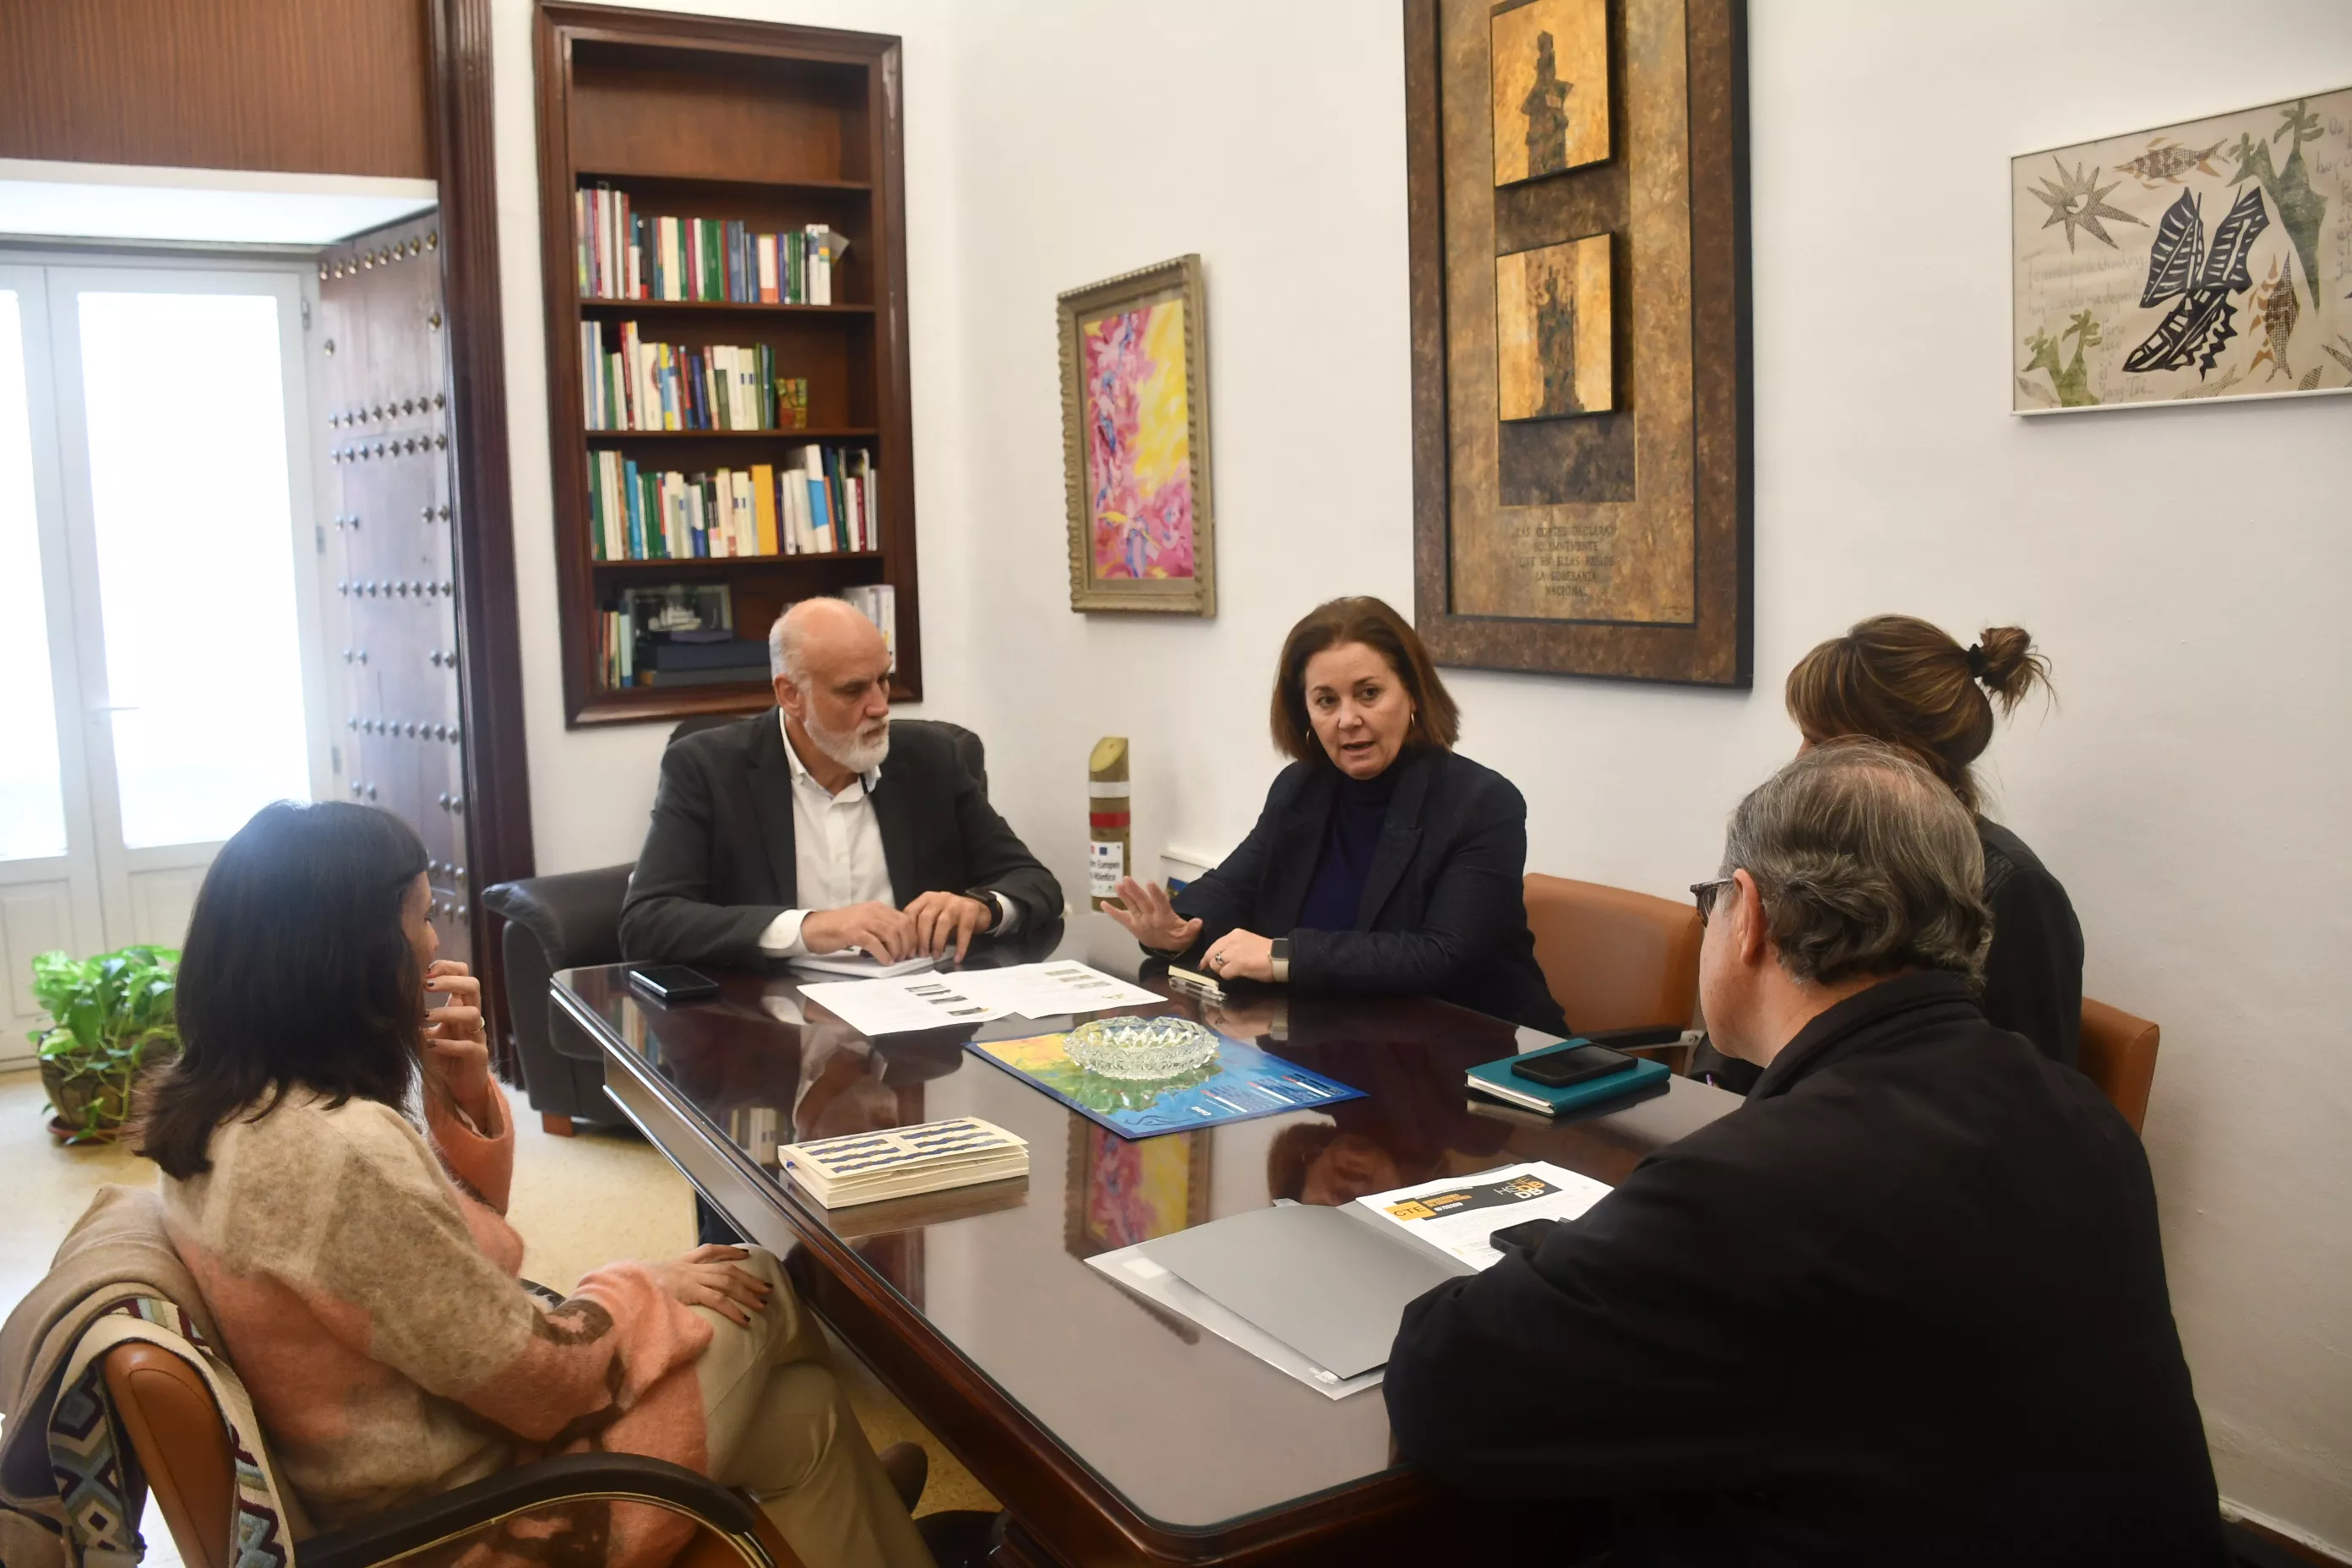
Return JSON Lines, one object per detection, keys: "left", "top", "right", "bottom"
{"left": 1467, "top": 1040, "right": 1671, "bottom": 1116}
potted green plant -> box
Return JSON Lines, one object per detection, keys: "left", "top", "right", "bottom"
{"left": 29, "top": 945, "right": 181, "bottom": 1144}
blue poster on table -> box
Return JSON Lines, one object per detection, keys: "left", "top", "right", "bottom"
{"left": 966, "top": 1031, "right": 1364, "bottom": 1139}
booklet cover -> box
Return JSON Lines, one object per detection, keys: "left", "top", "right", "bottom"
{"left": 1351, "top": 1161, "right": 1614, "bottom": 1270}
{"left": 966, "top": 1031, "right": 1364, "bottom": 1139}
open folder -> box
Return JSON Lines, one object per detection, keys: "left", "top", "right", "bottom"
{"left": 1084, "top": 1162, "right": 1611, "bottom": 1396}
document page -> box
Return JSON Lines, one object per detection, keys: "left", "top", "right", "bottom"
{"left": 796, "top": 973, "right": 1013, "bottom": 1036}
{"left": 1352, "top": 1162, "right": 1613, "bottom": 1271}
{"left": 950, "top": 961, "right": 1160, "bottom": 1018}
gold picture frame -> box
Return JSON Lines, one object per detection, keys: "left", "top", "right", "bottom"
{"left": 1058, "top": 255, "right": 1217, "bottom": 616}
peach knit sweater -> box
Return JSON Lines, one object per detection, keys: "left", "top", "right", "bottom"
{"left": 161, "top": 1082, "right": 712, "bottom": 1568}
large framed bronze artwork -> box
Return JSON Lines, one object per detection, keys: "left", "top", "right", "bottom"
{"left": 1407, "top": 0, "right": 1751, "bottom": 685}
{"left": 1059, "top": 255, "right": 1217, "bottom": 617}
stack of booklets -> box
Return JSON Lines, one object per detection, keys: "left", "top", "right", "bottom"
{"left": 581, "top": 320, "right": 810, "bottom": 432}
{"left": 585, "top": 447, "right": 879, "bottom": 559}
{"left": 577, "top": 184, "right": 846, "bottom": 304}
{"left": 777, "top": 1117, "right": 1028, "bottom": 1207}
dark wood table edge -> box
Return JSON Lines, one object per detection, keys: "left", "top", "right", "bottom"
{"left": 553, "top": 974, "right": 1451, "bottom": 1567}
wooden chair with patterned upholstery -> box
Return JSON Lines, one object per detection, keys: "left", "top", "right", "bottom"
{"left": 101, "top": 1339, "right": 803, "bottom": 1568}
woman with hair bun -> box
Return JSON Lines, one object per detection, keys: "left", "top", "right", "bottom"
{"left": 1782, "top": 615, "right": 2085, "bottom": 1067}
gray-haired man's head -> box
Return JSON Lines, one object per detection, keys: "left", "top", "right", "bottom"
{"left": 769, "top": 597, "right": 891, "bottom": 776}
{"left": 1700, "top": 739, "right": 1990, "bottom": 1064}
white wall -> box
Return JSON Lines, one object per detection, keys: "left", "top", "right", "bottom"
{"left": 490, "top": 0, "right": 2352, "bottom": 1548}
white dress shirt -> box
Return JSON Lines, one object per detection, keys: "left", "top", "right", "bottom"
{"left": 758, "top": 712, "right": 1016, "bottom": 956}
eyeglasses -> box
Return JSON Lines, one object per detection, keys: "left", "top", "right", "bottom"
{"left": 1690, "top": 878, "right": 1736, "bottom": 926}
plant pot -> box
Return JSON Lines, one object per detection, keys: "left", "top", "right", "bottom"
{"left": 39, "top": 1037, "right": 177, "bottom": 1145}
{"left": 41, "top": 1057, "right": 120, "bottom": 1143}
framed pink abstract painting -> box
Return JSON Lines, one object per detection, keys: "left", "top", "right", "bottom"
{"left": 1058, "top": 255, "right": 1217, "bottom": 615}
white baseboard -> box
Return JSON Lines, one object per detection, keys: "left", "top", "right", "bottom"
{"left": 1160, "top": 845, "right": 1219, "bottom": 890}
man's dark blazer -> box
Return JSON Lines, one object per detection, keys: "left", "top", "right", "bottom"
{"left": 618, "top": 711, "right": 1063, "bottom": 968}
{"left": 1169, "top": 747, "right": 1567, "bottom": 1033}
{"left": 1384, "top": 972, "right": 2224, "bottom": 1566}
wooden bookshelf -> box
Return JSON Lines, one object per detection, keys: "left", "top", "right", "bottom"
{"left": 534, "top": 4, "right": 921, "bottom": 726}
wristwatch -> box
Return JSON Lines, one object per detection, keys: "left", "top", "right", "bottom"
{"left": 967, "top": 890, "right": 999, "bottom": 933}
{"left": 1269, "top": 938, "right": 1291, "bottom": 984}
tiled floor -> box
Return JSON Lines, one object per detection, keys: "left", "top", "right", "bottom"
{"left": 0, "top": 1067, "right": 995, "bottom": 1551}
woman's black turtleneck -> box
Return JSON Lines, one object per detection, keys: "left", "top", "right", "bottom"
{"left": 1297, "top": 763, "right": 1402, "bottom": 931}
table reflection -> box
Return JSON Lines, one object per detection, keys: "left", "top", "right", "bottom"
{"left": 558, "top": 930, "right": 1741, "bottom": 1535}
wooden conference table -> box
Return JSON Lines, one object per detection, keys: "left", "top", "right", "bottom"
{"left": 554, "top": 924, "right": 1740, "bottom": 1567}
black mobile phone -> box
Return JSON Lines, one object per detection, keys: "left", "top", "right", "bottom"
{"left": 628, "top": 965, "right": 721, "bottom": 1004}
{"left": 1511, "top": 1043, "right": 1636, "bottom": 1087}
{"left": 1489, "top": 1217, "right": 1561, "bottom": 1259}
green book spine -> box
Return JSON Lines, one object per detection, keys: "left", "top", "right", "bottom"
{"left": 586, "top": 453, "right": 604, "bottom": 559}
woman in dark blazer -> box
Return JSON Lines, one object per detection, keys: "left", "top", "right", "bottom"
{"left": 1108, "top": 596, "right": 1567, "bottom": 1034}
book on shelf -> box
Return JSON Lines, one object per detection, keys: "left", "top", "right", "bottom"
{"left": 586, "top": 445, "right": 879, "bottom": 561}
{"left": 580, "top": 319, "right": 811, "bottom": 433}
{"left": 843, "top": 583, "right": 897, "bottom": 673}
{"left": 638, "top": 665, "right": 771, "bottom": 687}
{"left": 640, "top": 635, "right": 770, "bottom": 672}
{"left": 575, "top": 184, "right": 848, "bottom": 305}
{"left": 596, "top": 607, "right": 636, "bottom": 691}
{"left": 597, "top": 585, "right": 747, "bottom": 693}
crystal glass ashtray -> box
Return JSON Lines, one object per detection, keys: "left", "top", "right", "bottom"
{"left": 1062, "top": 1015, "right": 1221, "bottom": 1081}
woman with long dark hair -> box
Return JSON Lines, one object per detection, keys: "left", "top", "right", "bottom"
{"left": 139, "top": 801, "right": 933, "bottom": 1568}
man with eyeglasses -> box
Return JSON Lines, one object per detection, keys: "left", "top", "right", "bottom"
{"left": 1384, "top": 739, "right": 2222, "bottom": 1565}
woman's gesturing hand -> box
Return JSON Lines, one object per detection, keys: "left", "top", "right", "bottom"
{"left": 656, "top": 1244, "right": 773, "bottom": 1326}
{"left": 1104, "top": 877, "right": 1203, "bottom": 955}
{"left": 422, "top": 960, "right": 494, "bottom": 1127}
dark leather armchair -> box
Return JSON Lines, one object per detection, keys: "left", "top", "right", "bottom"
{"left": 483, "top": 716, "right": 989, "bottom": 1134}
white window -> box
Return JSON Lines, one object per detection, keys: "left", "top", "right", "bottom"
{"left": 0, "top": 258, "right": 334, "bottom": 1063}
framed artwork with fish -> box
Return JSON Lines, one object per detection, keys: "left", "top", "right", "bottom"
{"left": 1405, "top": 0, "right": 1751, "bottom": 687}
{"left": 2012, "top": 87, "right": 2352, "bottom": 414}
{"left": 1058, "top": 255, "right": 1217, "bottom": 616}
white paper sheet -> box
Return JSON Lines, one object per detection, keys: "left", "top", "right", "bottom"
{"left": 950, "top": 961, "right": 1160, "bottom": 1018}
{"left": 795, "top": 973, "right": 1013, "bottom": 1036}
{"left": 1351, "top": 1161, "right": 1614, "bottom": 1271}
{"left": 794, "top": 960, "right": 1157, "bottom": 1037}
{"left": 1084, "top": 1244, "right": 1385, "bottom": 1401}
